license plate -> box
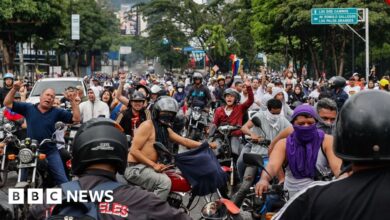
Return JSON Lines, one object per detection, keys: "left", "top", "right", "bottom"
{"left": 0, "top": 131, "right": 4, "bottom": 139}
{"left": 70, "top": 130, "right": 77, "bottom": 139}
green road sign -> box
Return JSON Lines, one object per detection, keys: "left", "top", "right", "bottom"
{"left": 311, "top": 8, "right": 358, "bottom": 25}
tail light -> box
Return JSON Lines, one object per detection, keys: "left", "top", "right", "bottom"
{"left": 66, "top": 159, "right": 72, "bottom": 169}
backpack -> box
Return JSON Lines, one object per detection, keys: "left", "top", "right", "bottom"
{"left": 47, "top": 180, "right": 124, "bottom": 220}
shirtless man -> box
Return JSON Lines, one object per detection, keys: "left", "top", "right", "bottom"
{"left": 124, "top": 96, "right": 216, "bottom": 200}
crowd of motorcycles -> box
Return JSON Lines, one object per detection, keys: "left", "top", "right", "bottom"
{"left": 0, "top": 101, "right": 288, "bottom": 220}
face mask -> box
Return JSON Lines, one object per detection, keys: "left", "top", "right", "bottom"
{"left": 316, "top": 120, "right": 335, "bottom": 135}
{"left": 266, "top": 110, "right": 281, "bottom": 124}
{"left": 178, "top": 88, "right": 183, "bottom": 93}
{"left": 293, "top": 124, "right": 318, "bottom": 143}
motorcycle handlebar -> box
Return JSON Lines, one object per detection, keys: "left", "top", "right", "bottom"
{"left": 39, "top": 139, "right": 62, "bottom": 146}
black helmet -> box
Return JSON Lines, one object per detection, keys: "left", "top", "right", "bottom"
{"left": 135, "top": 84, "right": 151, "bottom": 97}
{"left": 72, "top": 118, "right": 128, "bottom": 175}
{"left": 328, "top": 76, "right": 346, "bottom": 89}
{"left": 172, "top": 113, "right": 186, "bottom": 134}
{"left": 130, "top": 91, "right": 146, "bottom": 101}
{"left": 223, "top": 88, "right": 240, "bottom": 103}
{"left": 152, "top": 96, "right": 179, "bottom": 119}
{"left": 334, "top": 90, "right": 390, "bottom": 161}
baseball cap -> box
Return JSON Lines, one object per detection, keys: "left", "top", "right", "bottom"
{"left": 379, "top": 79, "right": 389, "bottom": 87}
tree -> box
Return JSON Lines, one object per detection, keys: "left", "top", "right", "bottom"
{"left": 0, "top": 0, "right": 67, "bottom": 72}
{"left": 56, "top": 0, "right": 119, "bottom": 75}
{"left": 251, "top": 0, "right": 390, "bottom": 78}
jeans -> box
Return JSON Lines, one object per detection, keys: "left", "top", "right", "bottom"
{"left": 124, "top": 164, "right": 171, "bottom": 201}
{"left": 21, "top": 147, "right": 69, "bottom": 185}
{"left": 237, "top": 144, "right": 252, "bottom": 181}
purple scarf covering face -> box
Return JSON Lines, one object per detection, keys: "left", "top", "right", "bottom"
{"left": 286, "top": 124, "right": 325, "bottom": 179}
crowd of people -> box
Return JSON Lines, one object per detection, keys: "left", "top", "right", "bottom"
{"left": 0, "top": 65, "right": 390, "bottom": 219}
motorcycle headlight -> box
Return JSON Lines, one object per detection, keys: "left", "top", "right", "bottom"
{"left": 18, "top": 148, "right": 34, "bottom": 163}
{"left": 3, "top": 123, "right": 13, "bottom": 133}
{"left": 192, "top": 112, "right": 201, "bottom": 120}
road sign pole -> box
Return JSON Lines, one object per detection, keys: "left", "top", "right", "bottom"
{"left": 365, "top": 8, "right": 369, "bottom": 83}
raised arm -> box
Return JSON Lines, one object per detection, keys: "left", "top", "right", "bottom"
{"left": 117, "top": 76, "right": 129, "bottom": 107}
{"left": 67, "top": 90, "right": 81, "bottom": 123}
{"left": 4, "top": 81, "right": 22, "bottom": 109}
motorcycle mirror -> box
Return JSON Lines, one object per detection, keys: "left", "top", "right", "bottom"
{"left": 55, "top": 122, "right": 65, "bottom": 130}
{"left": 201, "top": 201, "right": 227, "bottom": 220}
{"left": 208, "top": 124, "right": 216, "bottom": 137}
{"left": 251, "top": 116, "right": 262, "bottom": 128}
{"left": 249, "top": 111, "right": 257, "bottom": 119}
{"left": 243, "top": 153, "right": 264, "bottom": 168}
{"left": 153, "top": 142, "right": 172, "bottom": 156}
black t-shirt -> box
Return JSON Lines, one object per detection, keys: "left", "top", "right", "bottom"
{"left": 275, "top": 168, "right": 390, "bottom": 220}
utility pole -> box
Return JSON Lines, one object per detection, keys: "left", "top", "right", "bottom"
{"left": 365, "top": 8, "right": 369, "bottom": 83}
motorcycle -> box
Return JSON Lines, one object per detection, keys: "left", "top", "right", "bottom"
{"left": 154, "top": 142, "right": 242, "bottom": 219}
{"left": 242, "top": 153, "right": 289, "bottom": 219}
{"left": 64, "top": 124, "right": 80, "bottom": 153}
{"left": 239, "top": 117, "right": 287, "bottom": 219}
{"left": 10, "top": 122, "right": 67, "bottom": 219}
{"left": 232, "top": 138, "right": 270, "bottom": 208}
{"left": 186, "top": 106, "right": 208, "bottom": 141}
{"left": 0, "top": 121, "right": 24, "bottom": 187}
{"left": 209, "top": 124, "right": 242, "bottom": 193}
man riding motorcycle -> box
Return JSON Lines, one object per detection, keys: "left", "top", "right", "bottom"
{"left": 124, "top": 96, "right": 216, "bottom": 200}
{"left": 0, "top": 73, "right": 15, "bottom": 107}
{"left": 184, "top": 72, "right": 212, "bottom": 138}
{"left": 255, "top": 105, "right": 342, "bottom": 197}
{"left": 232, "top": 98, "right": 291, "bottom": 207}
{"left": 272, "top": 90, "right": 390, "bottom": 220}
{"left": 117, "top": 91, "right": 151, "bottom": 137}
{"left": 213, "top": 75, "right": 227, "bottom": 108}
{"left": 212, "top": 80, "right": 254, "bottom": 157}
{"left": 29, "top": 118, "right": 191, "bottom": 220}
{"left": 185, "top": 72, "right": 212, "bottom": 119}
{"left": 237, "top": 98, "right": 291, "bottom": 181}
{"left": 328, "top": 76, "right": 348, "bottom": 109}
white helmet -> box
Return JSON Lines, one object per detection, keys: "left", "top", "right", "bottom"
{"left": 151, "top": 85, "right": 162, "bottom": 94}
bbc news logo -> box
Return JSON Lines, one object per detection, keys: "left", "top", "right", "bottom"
{"left": 9, "top": 188, "right": 114, "bottom": 204}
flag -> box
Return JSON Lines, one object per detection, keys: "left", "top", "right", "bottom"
{"left": 230, "top": 54, "right": 242, "bottom": 77}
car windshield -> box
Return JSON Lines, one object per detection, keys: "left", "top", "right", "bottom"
{"left": 30, "top": 81, "right": 82, "bottom": 96}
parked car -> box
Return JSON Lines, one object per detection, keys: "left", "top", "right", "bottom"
{"left": 26, "top": 77, "right": 87, "bottom": 104}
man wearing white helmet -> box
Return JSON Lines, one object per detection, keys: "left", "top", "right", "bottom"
{"left": 0, "top": 73, "right": 15, "bottom": 107}
{"left": 185, "top": 72, "right": 212, "bottom": 114}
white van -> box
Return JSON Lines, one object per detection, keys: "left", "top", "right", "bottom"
{"left": 26, "top": 77, "right": 87, "bottom": 104}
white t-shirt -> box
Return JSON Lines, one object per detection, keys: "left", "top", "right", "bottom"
{"left": 344, "top": 85, "right": 361, "bottom": 96}
{"left": 309, "top": 90, "right": 320, "bottom": 99}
